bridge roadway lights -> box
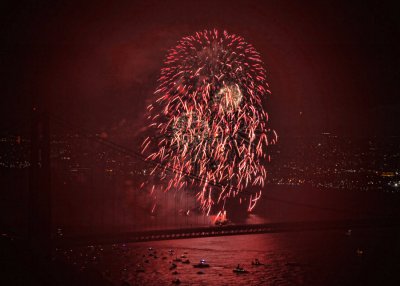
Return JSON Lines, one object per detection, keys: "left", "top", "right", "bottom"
{"left": 54, "top": 218, "right": 400, "bottom": 247}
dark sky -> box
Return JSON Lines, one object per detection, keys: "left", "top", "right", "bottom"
{"left": 1, "top": 0, "right": 399, "bottom": 137}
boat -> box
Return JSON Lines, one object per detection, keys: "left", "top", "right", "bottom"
{"left": 252, "top": 262, "right": 264, "bottom": 266}
{"left": 251, "top": 259, "right": 264, "bottom": 266}
{"left": 182, "top": 259, "right": 190, "bottom": 264}
{"left": 193, "top": 263, "right": 210, "bottom": 268}
{"left": 173, "top": 257, "right": 182, "bottom": 262}
{"left": 135, "top": 264, "right": 145, "bottom": 273}
{"left": 193, "top": 259, "right": 210, "bottom": 268}
{"left": 197, "top": 271, "right": 205, "bottom": 274}
{"left": 233, "top": 268, "right": 249, "bottom": 274}
{"left": 169, "top": 263, "right": 177, "bottom": 270}
{"left": 214, "top": 210, "right": 231, "bottom": 226}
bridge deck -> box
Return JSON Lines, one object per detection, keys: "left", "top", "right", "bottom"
{"left": 55, "top": 217, "right": 400, "bottom": 247}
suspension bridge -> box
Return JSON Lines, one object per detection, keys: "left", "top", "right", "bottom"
{"left": 7, "top": 109, "right": 399, "bottom": 251}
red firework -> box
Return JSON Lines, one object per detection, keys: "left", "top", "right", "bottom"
{"left": 141, "top": 29, "right": 277, "bottom": 214}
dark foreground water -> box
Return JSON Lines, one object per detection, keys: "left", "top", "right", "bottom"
{"left": 54, "top": 186, "right": 400, "bottom": 285}
{"left": 56, "top": 225, "right": 400, "bottom": 286}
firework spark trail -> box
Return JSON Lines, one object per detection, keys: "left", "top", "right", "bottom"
{"left": 142, "top": 29, "right": 277, "bottom": 214}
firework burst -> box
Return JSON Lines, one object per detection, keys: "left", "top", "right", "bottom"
{"left": 141, "top": 29, "right": 277, "bottom": 214}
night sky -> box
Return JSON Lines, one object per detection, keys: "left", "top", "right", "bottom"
{"left": 1, "top": 0, "right": 399, "bottom": 137}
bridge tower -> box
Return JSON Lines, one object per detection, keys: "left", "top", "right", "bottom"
{"left": 29, "top": 107, "right": 51, "bottom": 256}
